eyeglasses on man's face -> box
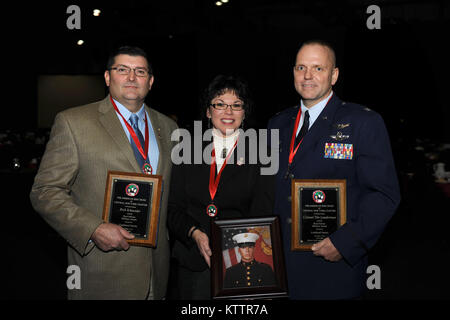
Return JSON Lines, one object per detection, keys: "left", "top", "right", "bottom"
{"left": 210, "top": 102, "right": 244, "bottom": 111}
{"left": 109, "top": 65, "right": 151, "bottom": 77}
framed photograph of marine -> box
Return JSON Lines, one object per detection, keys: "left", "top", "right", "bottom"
{"left": 210, "top": 216, "right": 288, "bottom": 299}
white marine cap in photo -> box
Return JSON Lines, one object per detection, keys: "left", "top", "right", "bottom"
{"left": 232, "top": 232, "right": 259, "bottom": 247}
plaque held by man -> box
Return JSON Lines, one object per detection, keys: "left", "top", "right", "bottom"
{"left": 102, "top": 171, "right": 162, "bottom": 247}
{"left": 291, "top": 179, "right": 346, "bottom": 251}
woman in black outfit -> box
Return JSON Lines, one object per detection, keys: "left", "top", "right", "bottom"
{"left": 167, "top": 75, "right": 274, "bottom": 299}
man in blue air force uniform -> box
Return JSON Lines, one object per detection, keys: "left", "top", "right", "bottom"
{"left": 268, "top": 40, "right": 400, "bottom": 299}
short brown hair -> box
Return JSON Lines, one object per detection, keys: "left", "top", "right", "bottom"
{"left": 106, "top": 46, "right": 152, "bottom": 74}
{"left": 297, "top": 39, "right": 337, "bottom": 68}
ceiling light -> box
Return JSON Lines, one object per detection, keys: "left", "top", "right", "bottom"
{"left": 77, "top": 40, "right": 84, "bottom": 46}
{"left": 93, "top": 9, "right": 101, "bottom": 16}
{"left": 221, "top": 0, "right": 229, "bottom": 3}
{"left": 215, "top": 1, "right": 222, "bottom": 6}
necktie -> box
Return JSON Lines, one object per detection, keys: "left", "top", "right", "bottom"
{"left": 295, "top": 110, "right": 310, "bottom": 146}
{"left": 129, "top": 114, "right": 148, "bottom": 169}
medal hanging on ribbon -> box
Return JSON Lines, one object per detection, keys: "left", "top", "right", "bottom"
{"left": 142, "top": 163, "right": 153, "bottom": 175}
{"left": 110, "top": 96, "right": 153, "bottom": 175}
{"left": 207, "top": 138, "right": 239, "bottom": 217}
{"left": 206, "top": 203, "right": 218, "bottom": 217}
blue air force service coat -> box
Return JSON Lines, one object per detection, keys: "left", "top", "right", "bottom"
{"left": 268, "top": 94, "right": 400, "bottom": 299}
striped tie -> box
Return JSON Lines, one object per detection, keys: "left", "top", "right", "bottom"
{"left": 129, "top": 114, "right": 147, "bottom": 169}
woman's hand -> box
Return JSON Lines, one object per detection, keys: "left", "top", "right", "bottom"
{"left": 191, "top": 229, "right": 212, "bottom": 267}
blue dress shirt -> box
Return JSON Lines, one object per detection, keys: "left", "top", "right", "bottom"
{"left": 113, "top": 99, "right": 159, "bottom": 173}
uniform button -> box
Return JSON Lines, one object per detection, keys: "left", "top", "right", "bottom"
{"left": 287, "top": 218, "right": 292, "bottom": 224}
{"left": 247, "top": 282, "right": 251, "bottom": 286}
{"left": 247, "top": 277, "right": 250, "bottom": 280}
{"left": 287, "top": 196, "right": 291, "bottom": 202}
{"left": 290, "top": 174, "right": 294, "bottom": 179}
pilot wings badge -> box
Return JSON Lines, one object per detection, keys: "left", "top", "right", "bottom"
{"left": 330, "top": 131, "right": 349, "bottom": 141}
{"left": 335, "top": 123, "right": 350, "bottom": 129}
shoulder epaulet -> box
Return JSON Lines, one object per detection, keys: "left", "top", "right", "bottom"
{"left": 269, "top": 105, "right": 298, "bottom": 120}
{"left": 340, "top": 100, "right": 373, "bottom": 112}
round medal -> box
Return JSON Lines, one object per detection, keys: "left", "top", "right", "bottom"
{"left": 142, "top": 163, "right": 153, "bottom": 175}
{"left": 206, "top": 204, "right": 218, "bottom": 217}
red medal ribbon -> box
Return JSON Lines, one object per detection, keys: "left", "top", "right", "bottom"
{"left": 288, "top": 105, "right": 304, "bottom": 165}
{"left": 209, "top": 138, "right": 239, "bottom": 205}
{"left": 288, "top": 93, "right": 333, "bottom": 165}
{"left": 110, "top": 96, "right": 149, "bottom": 161}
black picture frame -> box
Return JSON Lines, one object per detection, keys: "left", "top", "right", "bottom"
{"left": 210, "top": 216, "right": 288, "bottom": 299}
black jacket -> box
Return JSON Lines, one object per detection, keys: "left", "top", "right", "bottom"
{"left": 168, "top": 133, "right": 275, "bottom": 271}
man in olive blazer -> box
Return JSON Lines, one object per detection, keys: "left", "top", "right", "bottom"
{"left": 30, "top": 47, "right": 177, "bottom": 299}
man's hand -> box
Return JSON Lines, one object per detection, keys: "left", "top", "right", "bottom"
{"left": 191, "top": 229, "right": 212, "bottom": 268}
{"left": 90, "top": 223, "right": 135, "bottom": 252}
{"left": 311, "top": 237, "right": 342, "bottom": 262}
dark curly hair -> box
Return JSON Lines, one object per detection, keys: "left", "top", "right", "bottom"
{"left": 202, "top": 74, "right": 253, "bottom": 119}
